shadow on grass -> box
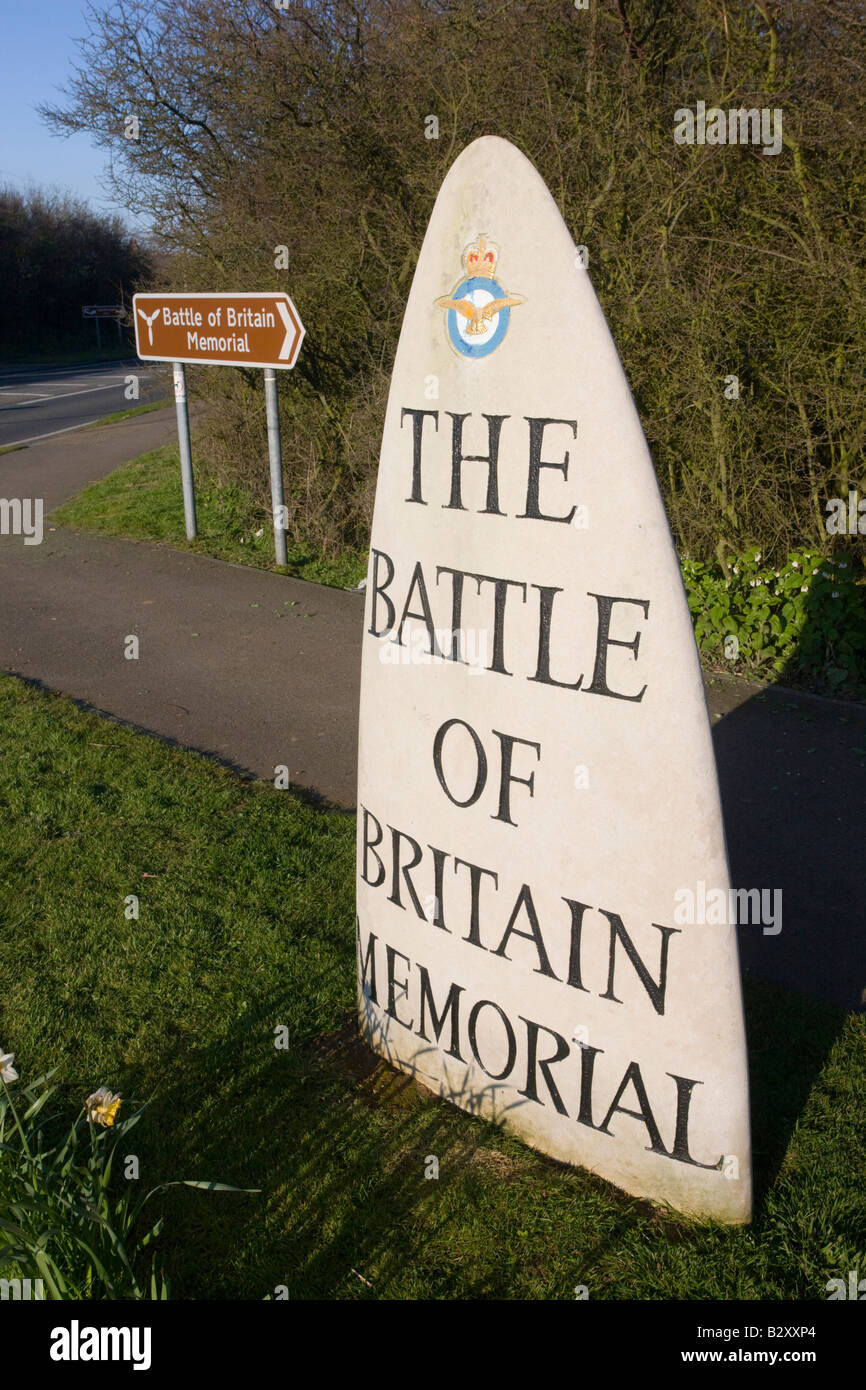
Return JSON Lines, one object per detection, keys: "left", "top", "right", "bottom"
{"left": 6, "top": 673, "right": 352, "bottom": 814}
{"left": 709, "top": 605, "right": 865, "bottom": 1205}
{"left": 713, "top": 681, "right": 866, "bottom": 1014}
{"left": 743, "top": 975, "right": 845, "bottom": 1209}
{"left": 128, "top": 989, "right": 535, "bottom": 1300}
{"left": 119, "top": 964, "right": 851, "bottom": 1300}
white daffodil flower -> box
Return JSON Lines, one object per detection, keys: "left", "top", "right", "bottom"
{"left": 84, "top": 1087, "right": 122, "bottom": 1127}
{"left": 0, "top": 1052, "right": 19, "bottom": 1083}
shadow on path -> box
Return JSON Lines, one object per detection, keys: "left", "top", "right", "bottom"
{"left": 710, "top": 675, "right": 866, "bottom": 1014}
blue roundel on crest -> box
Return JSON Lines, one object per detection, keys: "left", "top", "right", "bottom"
{"left": 446, "top": 276, "right": 511, "bottom": 358}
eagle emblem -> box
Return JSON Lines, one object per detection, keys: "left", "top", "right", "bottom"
{"left": 435, "top": 236, "right": 524, "bottom": 358}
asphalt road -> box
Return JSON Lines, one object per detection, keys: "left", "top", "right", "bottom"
{"left": 0, "top": 359, "right": 170, "bottom": 448}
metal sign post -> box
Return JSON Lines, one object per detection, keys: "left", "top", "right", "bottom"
{"left": 132, "top": 292, "right": 305, "bottom": 561}
{"left": 82, "top": 305, "right": 124, "bottom": 355}
{"left": 264, "top": 367, "right": 288, "bottom": 567}
{"left": 173, "top": 362, "right": 197, "bottom": 540}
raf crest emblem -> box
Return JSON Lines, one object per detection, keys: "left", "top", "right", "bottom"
{"left": 435, "top": 236, "right": 524, "bottom": 359}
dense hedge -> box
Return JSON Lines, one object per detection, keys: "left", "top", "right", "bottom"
{"left": 683, "top": 546, "right": 866, "bottom": 694}
{"left": 0, "top": 189, "right": 148, "bottom": 357}
{"left": 43, "top": 0, "right": 865, "bottom": 684}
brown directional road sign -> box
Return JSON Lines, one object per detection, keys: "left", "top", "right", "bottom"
{"left": 132, "top": 291, "right": 305, "bottom": 370}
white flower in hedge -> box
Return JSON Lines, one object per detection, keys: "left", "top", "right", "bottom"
{"left": 732, "top": 566, "right": 739, "bottom": 575}
{"left": 792, "top": 562, "right": 799, "bottom": 569}
{"left": 801, "top": 586, "right": 808, "bottom": 592}
{"left": 832, "top": 591, "right": 840, "bottom": 598}
{"left": 755, "top": 552, "right": 762, "bottom": 561}
{"left": 0, "top": 1051, "right": 18, "bottom": 1083}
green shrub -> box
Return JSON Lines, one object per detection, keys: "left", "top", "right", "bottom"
{"left": 682, "top": 548, "right": 866, "bottom": 692}
{"left": 0, "top": 1061, "right": 256, "bottom": 1299}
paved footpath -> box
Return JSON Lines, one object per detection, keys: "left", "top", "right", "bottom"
{"left": 1, "top": 407, "right": 864, "bottom": 1012}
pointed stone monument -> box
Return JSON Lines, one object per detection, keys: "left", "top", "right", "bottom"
{"left": 356, "top": 136, "right": 751, "bottom": 1223}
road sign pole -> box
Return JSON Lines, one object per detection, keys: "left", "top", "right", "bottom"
{"left": 132, "top": 295, "right": 304, "bottom": 545}
{"left": 264, "top": 367, "right": 288, "bottom": 567}
{"left": 173, "top": 362, "right": 197, "bottom": 540}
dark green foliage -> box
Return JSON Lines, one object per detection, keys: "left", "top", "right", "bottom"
{"left": 684, "top": 546, "right": 866, "bottom": 695}
{"left": 42, "top": 1, "right": 866, "bottom": 570}
{"left": 0, "top": 187, "right": 150, "bottom": 358}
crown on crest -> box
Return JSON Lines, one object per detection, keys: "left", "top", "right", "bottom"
{"left": 462, "top": 236, "right": 499, "bottom": 278}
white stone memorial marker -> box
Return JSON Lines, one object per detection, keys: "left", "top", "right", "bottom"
{"left": 356, "top": 135, "right": 751, "bottom": 1223}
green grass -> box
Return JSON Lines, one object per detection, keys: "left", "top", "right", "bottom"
{"left": 85, "top": 399, "right": 171, "bottom": 429}
{"left": 0, "top": 672, "right": 863, "bottom": 1300}
{"left": 51, "top": 443, "right": 367, "bottom": 591}
{"left": 0, "top": 443, "right": 26, "bottom": 456}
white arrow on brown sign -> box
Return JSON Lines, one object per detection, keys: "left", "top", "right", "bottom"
{"left": 132, "top": 291, "right": 304, "bottom": 369}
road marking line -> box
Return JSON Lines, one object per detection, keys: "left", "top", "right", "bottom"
{"left": 0, "top": 358, "right": 139, "bottom": 381}
{"left": 1, "top": 382, "right": 126, "bottom": 411}
{"left": 0, "top": 379, "right": 128, "bottom": 395}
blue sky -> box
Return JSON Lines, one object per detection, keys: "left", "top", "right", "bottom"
{"left": 0, "top": 0, "right": 147, "bottom": 230}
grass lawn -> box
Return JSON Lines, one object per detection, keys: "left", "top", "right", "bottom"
{"left": 85, "top": 399, "right": 172, "bottom": 429}
{"left": 0, "top": 672, "right": 863, "bottom": 1300}
{"left": 51, "top": 443, "right": 367, "bottom": 591}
